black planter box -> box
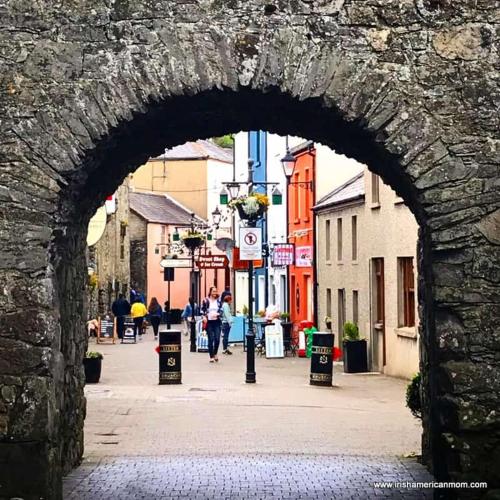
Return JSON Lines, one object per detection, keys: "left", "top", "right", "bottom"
{"left": 281, "top": 322, "right": 293, "bottom": 353}
{"left": 343, "top": 339, "right": 368, "bottom": 373}
{"left": 83, "top": 358, "right": 102, "bottom": 383}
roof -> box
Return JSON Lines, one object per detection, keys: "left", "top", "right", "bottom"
{"left": 130, "top": 192, "right": 205, "bottom": 225}
{"left": 313, "top": 172, "right": 365, "bottom": 211}
{"left": 155, "top": 140, "right": 232, "bottom": 163}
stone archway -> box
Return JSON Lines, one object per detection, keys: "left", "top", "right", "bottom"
{"left": 0, "top": 2, "right": 498, "bottom": 498}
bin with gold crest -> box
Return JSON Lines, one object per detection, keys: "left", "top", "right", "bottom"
{"left": 159, "top": 329, "right": 182, "bottom": 385}
{"left": 309, "top": 332, "right": 334, "bottom": 387}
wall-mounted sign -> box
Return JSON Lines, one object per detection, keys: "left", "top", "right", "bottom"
{"left": 272, "top": 243, "right": 294, "bottom": 267}
{"left": 86, "top": 206, "right": 107, "bottom": 247}
{"left": 196, "top": 254, "right": 229, "bottom": 269}
{"left": 295, "top": 245, "right": 313, "bottom": 267}
{"left": 105, "top": 194, "right": 116, "bottom": 215}
{"left": 239, "top": 227, "right": 262, "bottom": 260}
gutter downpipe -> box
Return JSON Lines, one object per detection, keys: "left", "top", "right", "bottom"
{"left": 311, "top": 147, "right": 318, "bottom": 327}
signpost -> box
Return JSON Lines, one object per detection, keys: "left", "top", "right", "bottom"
{"left": 239, "top": 227, "right": 262, "bottom": 260}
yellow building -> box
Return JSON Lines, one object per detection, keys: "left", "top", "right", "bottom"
{"left": 129, "top": 140, "right": 233, "bottom": 220}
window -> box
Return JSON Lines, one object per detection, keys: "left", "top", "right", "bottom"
{"left": 351, "top": 215, "right": 357, "bottom": 261}
{"left": 120, "top": 243, "right": 125, "bottom": 260}
{"left": 161, "top": 225, "right": 166, "bottom": 244}
{"left": 304, "top": 168, "right": 311, "bottom": 219}
{"left": 325, "top": 219, "right": 331, "bottom": 261}
{"left": 371, "top": 173, "right": 380, "bottom": 205}
{"left": 326, "top": 288, "right": 332, "bottom": 318}
{"left": 338, "top": 289, "right": 346, "bottom": 336}
{"left": 353, "top": 290, "right": 359, "bottom": 325}
{"left": 398, "top": 257, "right": 415, "bottom": 327}
{"left": 337, "top": 218, "right": 343, "bottom": 261}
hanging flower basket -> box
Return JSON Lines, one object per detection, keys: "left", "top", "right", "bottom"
{"left": 181, "top": 231, "right": 205, "bottom": 251}
{"left": 229, "top": 193, "right": 269, "bottom": 221}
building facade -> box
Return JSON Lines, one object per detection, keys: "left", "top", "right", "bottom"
{"left": 87, "top": 180, "right": 131, "bottom": 318}
{"left": 314, "top": 169, "right": 419, "bottom": 379}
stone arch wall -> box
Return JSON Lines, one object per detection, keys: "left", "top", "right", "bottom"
{"left": 0, "top": 2, "right": 498, "bottom": 498}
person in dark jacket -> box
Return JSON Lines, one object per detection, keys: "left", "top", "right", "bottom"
{"left": 111, "top": 294, "right": 131, "bottom": 340}
{"left": 148, "top": 297, "right": 163, "bottom": 339}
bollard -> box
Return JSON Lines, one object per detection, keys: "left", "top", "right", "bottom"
{"left": 159, "top": 329, "right": 182, "bottom": 385}
{"left": 310, "top": 332, "right": 334, "bottom": 387}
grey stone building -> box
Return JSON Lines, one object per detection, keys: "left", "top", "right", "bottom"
{"left": 88, "top": 179, "right": 131, "bottom": 317}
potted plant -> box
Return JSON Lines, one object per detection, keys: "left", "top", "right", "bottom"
{"left": 342, "top": 322, "right": 368, "bottom": 373}
{"left": 228, "top": 192, "right": 269, "bottom": 221}
{"left": 280, "top": 312, "right": 293, "bottom": 344}
{"left": 83, "top": 351, "right": 103, "bottom": 383}
{"left": 241, "top": 304, "right": 249, "bottom": 316}
{"left": 406, "top": 373, "right": 422, "bottom": 419}
{"left": 181, "top": 230, "right": 205, "bottom": 251}
{"left": 324, "top": 315, "right": 332, "bottom": 330}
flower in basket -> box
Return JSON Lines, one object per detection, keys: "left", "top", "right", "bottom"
{"left": 181, "top": 230, "right": 205, "bottom": 241}
{"left": 228, "top": 192, "right": 269, "bottom": 218}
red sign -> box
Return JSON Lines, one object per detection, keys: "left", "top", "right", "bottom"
{"left": 272, "top": 243, "right": 294, "bottom": 267}
{"left": 232, "top": 247, "right": 263, "bottom": 270}
{"left": 196, "top": 254, "right": 229, "bottom": 269}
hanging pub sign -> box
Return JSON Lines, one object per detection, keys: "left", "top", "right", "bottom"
{"left": 272, "top": 243, "right": 294, "bottom": 267}
{"left": 196, "top": 254, "right": 229, "bottom": 269}
{"left": 239, "top": 227, "right": 262, "bottom": 260}
{"left": 295, "top": 245, "right": 313, "bottom": 267}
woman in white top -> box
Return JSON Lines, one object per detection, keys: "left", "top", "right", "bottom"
{"left": 201, "top": 286, "right": 223, "bottom": 363}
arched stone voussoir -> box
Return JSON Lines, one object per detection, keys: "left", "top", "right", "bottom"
{"left": 0, "top": 2, "right": 499, "bottom": 499}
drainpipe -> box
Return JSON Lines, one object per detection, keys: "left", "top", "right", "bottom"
{"left": 311, "top": 147, "right": 318, "bottom": 327}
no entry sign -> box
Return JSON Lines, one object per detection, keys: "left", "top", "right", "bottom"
{"left": 239, "top": 227, "right": 262, "bottom": 260}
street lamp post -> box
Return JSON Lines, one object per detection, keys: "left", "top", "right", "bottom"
{"left": 221, "top": 159, "right": 280, "bottom": 384}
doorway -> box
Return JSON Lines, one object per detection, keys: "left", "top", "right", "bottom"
{"left": 371, "top": 258, "right": 385, "bottom": 373}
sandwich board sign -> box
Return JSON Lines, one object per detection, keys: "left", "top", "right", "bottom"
{"left": 239, "top": 227, "right": 262, "bottom": 260}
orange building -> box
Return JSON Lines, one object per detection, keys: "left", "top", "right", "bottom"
{"left": 288, "top": 142, "right": 316, "bottom": 325}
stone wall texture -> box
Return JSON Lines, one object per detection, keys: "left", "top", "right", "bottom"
{"left": 0, "top": 1, "right": 498, "bottom": 498}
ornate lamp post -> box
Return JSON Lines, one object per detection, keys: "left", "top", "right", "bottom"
{"left": 180, "top": 213, "right": 206, "bottom": 352}
{"left": 222, "top": 159, "right": 280, "bottom": 384}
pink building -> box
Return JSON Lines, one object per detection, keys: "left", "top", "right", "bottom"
{"left": 129, "top": 192, "right": 226, "bottom": 310}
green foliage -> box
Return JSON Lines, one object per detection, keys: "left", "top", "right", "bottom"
{"left": 85, "top": 351, "right": 103, "bottom": 359}
{"left": 257, "top": 310, "right": 266, "bottom": 317}
{"left": 212, "top": 135, "right": 234, "bottom": 149}
{"left": 343, "top": 321, "right": 359, "bottom": 341}
{"left": 406, "top": 373, "right": 422, "bottom": 419}
{"left": 280, "top": 312, "right": 290, "bottom": 321}
{"left": 241, "top": 305, "right": 249, "bottom": 316}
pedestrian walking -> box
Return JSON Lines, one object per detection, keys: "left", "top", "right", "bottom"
{"left": 131, "top": 300, "right": 148, "bottom": 341}
{"left": 201, "top": 286, "right": 222, "bottom": 363}
{"left": 111, "top": 293, "right": 131, "bottom": 341}
{"left": 221, "top": 292, "right": 233, "bottom": 355}
{"left": 148, "top": 297, "right": 163, "bottom": 340}
{"left": 181, "top": 298, "right": 198, "bottom": 336}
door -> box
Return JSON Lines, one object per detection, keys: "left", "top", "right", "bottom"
{"left": 371, "top": 258, "right": 385, "bottom": 372}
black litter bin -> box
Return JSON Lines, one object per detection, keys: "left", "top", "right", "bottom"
{"left": 310, "top": 332, "right": 334, "bottom": 387}
{"left": 159, "top": 329, "right": 182, "bottom": 385}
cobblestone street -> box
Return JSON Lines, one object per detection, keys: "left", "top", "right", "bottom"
{"left": 63, "top": 328, "right": 433, "bottom": 499}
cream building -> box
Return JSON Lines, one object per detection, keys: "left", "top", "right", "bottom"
{"left": 314, "top": 168, "right": 419, "bottom": 379}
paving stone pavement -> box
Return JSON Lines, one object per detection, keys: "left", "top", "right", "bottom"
{"left": 64, "top": 328, "right": 433, "bottom": 499}
{"left": 63, "top": 454, "right": 434, "bottom": 499}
